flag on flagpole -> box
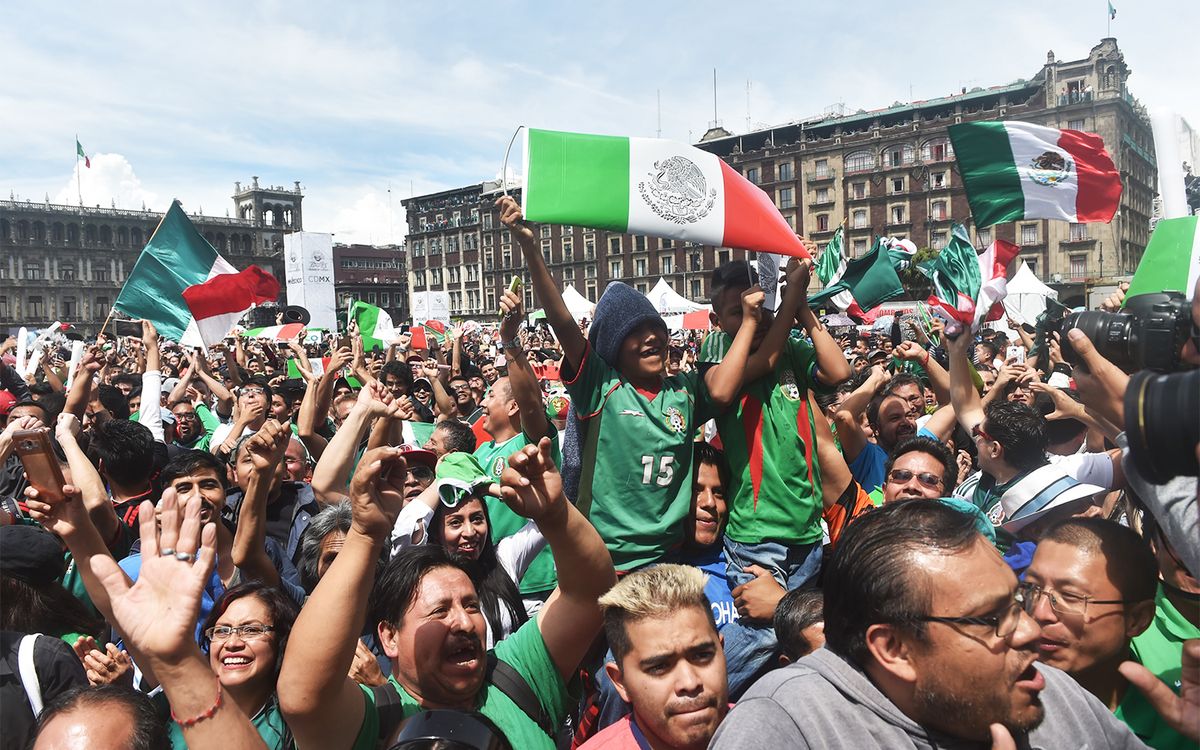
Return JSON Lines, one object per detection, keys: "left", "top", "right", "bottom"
{"left": 949, "top": 121, "right": 1122, "bottom": 227}
{"left": 921, "top": 224, "right": 1019, "bottom": 330}
{"left": 76, "top": 139, "right": 90, "bottom": 168}
{"left": 181, "top": 266, "right": 280, "bottom": 347}
{"left": 115, "top": 202, "right": 238, "bottom": 344}
{"left": 809, "top": 237, "right": 905, "bottom": 311}
{"left": 1124, "top": 216, "right": 1200, "bottom": 302}
{"left": 1108, "top": 1, "right": 1116, "bottom": 19}
{"left": 523, "top": 128, "right": 810, "bottom": 258}
{"left": 349, "top": 300, "right": 395, "bottom": 352}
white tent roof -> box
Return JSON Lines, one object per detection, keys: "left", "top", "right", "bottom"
{"left": 561, "top": 284, "right": 595, "bottom": 322}
{"left": 1003, "top": 261, "right": 1058, "bottom": 324}
{"left": 646, "top": 278, "right": 707, "bottom": 315}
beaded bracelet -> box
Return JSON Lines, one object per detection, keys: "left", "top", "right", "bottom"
{"left": 171, "top": 681, "right": 223, "bottom": 728}
{"left": 921, "top": 350, "right": 930, "bottom": 368}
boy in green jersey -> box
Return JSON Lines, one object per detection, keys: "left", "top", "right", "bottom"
{"left": 496, "top": 196, "right": 762, "bottom": 573}
{"left": 699, "top": 258, "right": 851, "bottom": 696}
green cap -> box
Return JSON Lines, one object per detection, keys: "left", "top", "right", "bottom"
{"left": 435, "top": 453, "right": 493, "bottom": 507}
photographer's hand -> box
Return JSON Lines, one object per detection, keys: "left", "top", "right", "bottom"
{"left": 1066, "top": 328, "right": 1128, "bottom": 427}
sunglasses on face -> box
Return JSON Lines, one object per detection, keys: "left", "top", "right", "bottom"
{"left": 886, "top": 469, "right": 943, "bottom": 489}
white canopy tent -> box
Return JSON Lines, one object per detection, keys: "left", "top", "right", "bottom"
{"left": 561, "top": 284, "right": 595, "bottom": 322}
{"left": 1003, "top": 261, "right": 1059, "bottom": 324}
{"left": 646, "top": 278, "right": 707, "bottom": 315}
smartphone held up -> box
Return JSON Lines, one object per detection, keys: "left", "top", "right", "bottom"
{"left": 13, "top": 429, "right": 67, "bottom": 505}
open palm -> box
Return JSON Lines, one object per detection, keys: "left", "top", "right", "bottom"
{"left": 89, "top": 489, "right": 216, "bottom": 665}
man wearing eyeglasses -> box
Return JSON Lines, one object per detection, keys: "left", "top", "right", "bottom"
{"left": 1025, "top": 517, "right": 1191, "bottom": 749}
{"left": 712, "top": 500, "right": 1143, "bottom": 748}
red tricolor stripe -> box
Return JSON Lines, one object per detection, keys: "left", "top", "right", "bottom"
{"left": 1058, "top": 128, "right": 1122, "bottom": 222}
{"left": 182, "top": 265, "right": 279, "bottom": 319}
{"left": 741, "top": 394, "right": 766, "bottom": 507}
{"left": 718, "top": 161, "right": 811, "bottom": 259}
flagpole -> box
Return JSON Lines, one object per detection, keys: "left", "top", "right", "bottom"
{"left": 75, "top": 134, "right": 82, "bottom": 207}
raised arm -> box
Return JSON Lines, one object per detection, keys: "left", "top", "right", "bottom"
{"left": 496, "top": 196, "right": 586, "bottom": 372}
{"left": 833, "top": 366, "right": 890, "bottom": 463}
{"left": 893, "top": 341, "right": 950, "bottom": 406}
{"left": 499, "top": 290, "right": 550, "bottom": 440}
{"left": 704, "top": 285, "right": 765, "bottom": 409}
{"left": 310, "top": 382, "right": 398, "bottom": 504}
{"left": 280, "top": 446, "right": 409, "bottom": 749}
{"left": 55, "top": 413, "right": 122, "bottom": 548}
{"left": 230, "top": 421, "right": 291, "bottom": 587}
{"left": 296, "top": 371, "right": 328, "bottom": 460}
{"left": 946, "top": 329, "right": 986, "bottom": 432}
{"left": 808, "top": 395, "right": 853, "bottom": 510}
{"left": 497, "top": 438, "right": 616, "bottom": 683}
{"left": 64, "top": 346, "right": 103, "bottom": 421}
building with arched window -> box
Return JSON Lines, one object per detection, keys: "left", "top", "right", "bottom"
{"left": 1, "top": 178, "right": 305, "bottom": 333}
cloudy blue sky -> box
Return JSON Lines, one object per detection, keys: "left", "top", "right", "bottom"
{"left": 3, "top": 0, "right": 1196, "bottom": 245}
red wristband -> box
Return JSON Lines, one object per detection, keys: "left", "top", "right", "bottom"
{"left": 171, "top": 680, "right": 222, "bottom": 728}
{"left": 921, "top": 351, "right": 930, "bottom": 368}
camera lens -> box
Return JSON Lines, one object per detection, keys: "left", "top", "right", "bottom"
{"left": 1062, "top": 311, "right": 1135, "bottom": 371}
{"left": 1124, "top": 368, "right": 1200, "bottom": 484}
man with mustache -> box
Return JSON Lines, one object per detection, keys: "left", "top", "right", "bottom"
{"left": 581, "top": 565, "right": 729, "bottom": 750}
{"left": 711, "top": 500, "right": 1143, "bottom": 748}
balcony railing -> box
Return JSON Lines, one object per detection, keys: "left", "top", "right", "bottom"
{"left": 806, "top": 169, "right": 836, "bottom": 184}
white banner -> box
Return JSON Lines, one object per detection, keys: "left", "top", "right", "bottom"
{"left": 284, "top": 233, "right": 337, "bottom": 332}
{"left": 410, "top": 291, "right": 451, "bottom": 325}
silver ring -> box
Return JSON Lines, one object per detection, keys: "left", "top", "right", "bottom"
{"left": 174, "top": 551, "right": 195, "bottom": 562}
{"left": 160, "top": 548, "right": 176, "bottom": 557}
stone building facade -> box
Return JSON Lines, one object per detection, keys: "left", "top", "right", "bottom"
{"left": 0, "top": 177, "right": 303, "bottom": 334}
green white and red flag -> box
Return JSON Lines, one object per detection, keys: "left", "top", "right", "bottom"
{"left": 921, "top": 224, "right": 1020, "bottom": 329}
{"left": 76, "top": 139, "right": 90, "bottom": 168}
{"left": 522, "top": 128, "right": 810, "bottom": 258}
{"left": 116, "top": 202, "right": 238, "bottom": 345}
{"left": 182, "top": 266, "right": 281, "bottom": 347}
{"left": 949, "top": 121, "right": 1121, "bottom": 227}
{"left": 241, "top": 322, "right": 307, "bottom": 342}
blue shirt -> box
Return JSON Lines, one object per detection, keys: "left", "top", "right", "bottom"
{"left": 682, "top": 546, "right": 739, "bottom": 631}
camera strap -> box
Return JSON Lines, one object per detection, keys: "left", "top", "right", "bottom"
{"left": 371, "top": 652, "right": 557, "bottom": 743}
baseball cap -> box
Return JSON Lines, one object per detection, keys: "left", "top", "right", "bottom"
{"left": 0, "top": 525, "right": 66, "bottom": 585}
{"left": 398, "top": 443, "right": 436, "bottom": 470}
{"left": 161, "top": 377, "right": 181, "bottom": 395}
{"left": 0, "top": 390, "right": 16, "bottom": 417}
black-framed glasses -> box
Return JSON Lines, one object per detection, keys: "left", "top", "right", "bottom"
{"left": 886, "top": 469, "right": 943, "bottom": 489}
{"left": 916, "top": 585, "right": 1032, "bottom": 639}
{"left": 205, "top": 623, "right": 274, "bottom": 641}
{"left": 238, "top": 387, "right": 266, "bottom": 397}
{"left": 173, "top": 412, "right": 199, "bottom": 421}
{"left": 1022, "top": 582, "right": 1141, "bottom": 619}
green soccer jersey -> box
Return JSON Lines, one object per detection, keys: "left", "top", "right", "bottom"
{"left": 565, "top": 344, "right": 706, "bottom": 572}
{"left": 702, "top": 333, "right": 828, "bottom": 545}
{"left": 475, "top": 427, "right": 561, "bottom": 595}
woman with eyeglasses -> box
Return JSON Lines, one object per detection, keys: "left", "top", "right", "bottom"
{"left": 164, "top": 581, "right": 299, "bottom": 749}
{"left": 389, "top": 453, "right": 544, "bottom": 648}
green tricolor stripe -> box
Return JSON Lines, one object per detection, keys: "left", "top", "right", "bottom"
{"left": 949, "top": 122, "right": 1024, "bottom": 227}
{"left": 524, "top": 129, "right": 630, "bottom": 232}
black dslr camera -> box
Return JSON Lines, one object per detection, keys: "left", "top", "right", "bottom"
{"left": 1059, "top": 292, "right": 1193, "bottom": 373}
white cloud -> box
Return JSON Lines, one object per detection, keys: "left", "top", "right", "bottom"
{"left": 53, "top": 153, "right": 160, "bottom": 211}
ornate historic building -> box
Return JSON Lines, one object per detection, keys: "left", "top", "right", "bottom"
{"left": 1, "top": 177, "right": 303, "bottom": 334}
{"left": 407, "top": 38, "right": 1156, "bottom": 314}
{"left": 333, "top": 243, "right": 408, "bottom": 325}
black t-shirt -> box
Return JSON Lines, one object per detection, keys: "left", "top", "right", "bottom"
{"left": 0, "top": 630, "right": 89, "bottom": 748}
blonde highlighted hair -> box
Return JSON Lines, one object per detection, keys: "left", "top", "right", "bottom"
{"left": 599, "top": 564, "right": 715, "bottom": 662}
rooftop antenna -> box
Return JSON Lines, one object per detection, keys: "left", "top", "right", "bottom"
{"left": 657, "top": 89, "right": 662, "bottom": 138}
{"left": 746, "top": 79, "right": 752, "bottom": 132}
{"left": 387, "top": 182, "right": 394, "bottom": 244}
{"left": 712, "top": 68, "right": 718, "bottom": 125}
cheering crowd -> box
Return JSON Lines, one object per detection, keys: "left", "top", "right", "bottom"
{"left": 1, "top": 194, "right": 1197, "bottom": 750}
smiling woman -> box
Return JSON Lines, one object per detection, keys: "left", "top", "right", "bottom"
{"left": 156, "top": 582, "right": 301, "bottom": 750}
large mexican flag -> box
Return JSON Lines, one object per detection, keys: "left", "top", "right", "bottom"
{"left": 949, "top": 121, "right": 1122, "bottom": 227}
{"left": 523, "top": 128, "right": 810, "bottom": 258}
{"left": 115, "top": 202, "right": 237, "bottom": 345}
